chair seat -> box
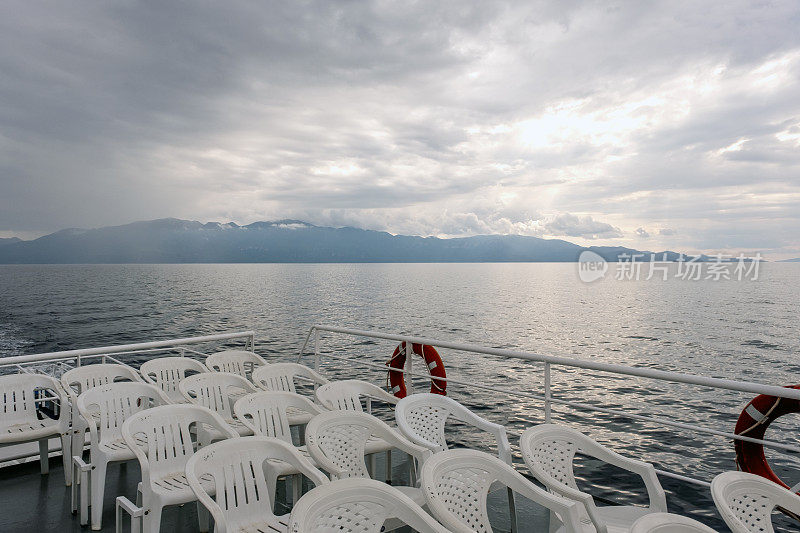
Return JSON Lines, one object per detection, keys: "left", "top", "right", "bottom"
{"left": 555, "top": 506, "right": 654, "bottom": 533}
{"left": 0, "top": 418, "right": 63, "bottom": 444}
{"left": 286, "top": 409, "right": 314, "bottom": 426}
{"left": 365, "top": 435, "right": 393, "bottom": 455}
{"left": 97, "top": 437, "right": 138, "bottom": 461}
{"left": 393, "top": 485, "right": 426, "bottom": 507}
{"left": 151, "top": 471, "right": 215, "bottom": 504}
{"left": 235, "top": 514, "right": 289, "bottom": 533}
{"left": 267, "top": 445, "right": 320, "bottom": 476}
{"left": 201, "top": 419, "right": 253, "bottom": 442}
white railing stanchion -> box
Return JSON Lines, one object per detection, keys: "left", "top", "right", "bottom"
{"left": 314, "top": 329, "right": 321, "bottom": 374}
{"left": 405, "top": 342, "right": 414, "bottom": 395}
{"left": 544, "top": 362, "right": 552, "bottom": 424}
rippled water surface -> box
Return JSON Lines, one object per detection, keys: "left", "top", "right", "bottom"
{"left": 1, "top": 263, "right": 799, "bottom": 530}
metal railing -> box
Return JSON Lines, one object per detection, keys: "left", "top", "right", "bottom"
{"left": 0, "top": 330, "right": 255, "bottom": 463}
{"left": 298, "top": 324, "right": 800, "bottom": 488}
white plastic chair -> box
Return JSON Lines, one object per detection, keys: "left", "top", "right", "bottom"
{"left": 289, "top": 477, "right": 451, "bottom": 533}
{"left": 251, "top": 363, "right": 329, "bottom": 425}
{"left": 315, "top": 379, "right": 398, "bottom": 475}
{"left": 76, "top": 382, "right": 170, "bottom": 530}
{"left": 61, "top": 363, "right": 142, "bottom": 462}
{"left": 185, "top": 436, "right": 330, "bottom": 533}
{"left": 630, "top": 513, "right": 717, "bottom": 533}
{"left": 121, "top": 404, "right": 239, "bottom": 533}
{"left": 179, "top": 372, "right": 256, "bottom": 440}
{"left": 421, "top": 448, "right": 586, "bottom": 533}
{"left": 139, "top": 357, "right": 207, "bottom": 403}
{"left": 395, "top": 392, "right": 517, "bottom": 530}
{"left": 234, "top": 391, "right": 325, "bottom": 502}
{"left": 0, "top": 373, "right": 72, "bottom": 485}
{"left": 315, "top": 379, "right": 398, "bottom": 412}
{"left": 711, "top": 471, "right": 800, "bottom": 533}
{"left": 521, "top": 424, "right": 668, "bottom": 533}
{"left": 305, "top": 410, "right": 432, "bottom": 507}
{"left": 205, "top": 349, "right": 267, "bottom": 378}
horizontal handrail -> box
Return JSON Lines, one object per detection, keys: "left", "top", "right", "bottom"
{"left": 305, "top": 325, "right": 800, "bottom": 400}
{"left": 0, "top": 331, "right": 255, "bottom": 366}
{"left": 320, "top": 352, "right": 800, "bottom": 454}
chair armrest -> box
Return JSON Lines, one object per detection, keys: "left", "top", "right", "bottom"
{"left": 591, "top": 448, "right": 668, "bottom": 513}
{"left": 452, "top": 405, "right": 512, "bottom": 463}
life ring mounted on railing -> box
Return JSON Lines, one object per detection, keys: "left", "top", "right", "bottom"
{"left": 386, "top": 341, "right": 446, "bottom": 399}
{"left": 734, "top": 384, "right": 800, "bottom": 493}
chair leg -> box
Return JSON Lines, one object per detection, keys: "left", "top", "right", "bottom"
{"left": 142, "top": 502, "right": 163, "bottom": 533}
{"left": 197, "top": 501, "right": 210, "bottom": 533}
{"left": 39, "top": 439, "right": 49, "bottom": 474}
{"left": 90, "top": 460, "right": 108, "bottom": 530}
{"left": 61, "top": 433, "right": 72, "bottom": 486}
{"left": 292, "top": 473, "right": 302, "bottom": 503}
{"left": 507, "top": 487, "right": 518, "bottom": 533}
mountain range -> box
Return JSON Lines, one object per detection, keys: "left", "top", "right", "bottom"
{"left": 0, "top": 218, "right": 707, "bottom": 264}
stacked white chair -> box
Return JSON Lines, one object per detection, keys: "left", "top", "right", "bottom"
{"left": 289, "top": 477, "right": 451, "bottom": 533}
{"left": 395, "top": 392, "right": 517, "bottom": 530}
{"left": 520, "top": 424, "right": 668, "bottom": 533}
{"left": 630, "top": 513, "right": 717, "bottom": 533}
{"left": 185, "top": 436, "right": 330, "bottom": 533}
{"left": 315, "top": 379, "right": 399, "bottom": 477}
{"left": 234, "top": 391, "right": 325, "bottom": 502}
{"left": 0, "top": 373, "right": 72, "bottom": 485}
{"left": 251, "top": 364, "right": 329, "bottom": 426}
{"left": 252, "top": 362, "right": 329, "bottom": 394}
{"left": 305, "top": 410, "right": 432, "bottom": 506}
{"left": 179, "top": 372, "right": 256, "bottom": 440}
{"left": 121, "top": 404, "right": 239, "bottom": 533}
{"left": 139, "top": 357, "right": 207, "bottom": 404}
{"left": 205, "top": 349, "right": 267, "bottom": 378}
{"left": 711, "top": 471, "right": 800, "bottom": 533}
{"left": 61, "top": 363, "right": 142, "bottom": 463}
{"left": 75, "top": 382, "right": 170, "bottom": 530}
{"left": 315, "top": 379, "right": 398, "bottom": 412}
{"left": 421, "top": 448, "right": 585, "bottom": 533}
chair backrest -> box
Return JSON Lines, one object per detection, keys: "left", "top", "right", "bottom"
{"left": 76, "top": 382, "right": 170, "bottom": 448}
{"left": 315, "top": 379, "right": 398, "bottom": 412}
{"left": 289, "top": 477, "right": 450, "bottom": 533}
{"left": 711, "top": 471, "right": 800, "bottom": 533}
{"left": 251, "top": 362, "right": 328, "bottom": 394}
{"left": 421, "top": 449, "right": 584, "bottom": 533}
{"left": 305, "top": 410, "right": 431, "bottom": 480}
{"left": 630, "top": 512, "right": 717, "bottom": 533}
{"left": 233, "top": 391, "right": 324, "bottom": 443}
{"left": 395, "top": 392, "right": 512, "bottom": 463}
{"left": 61, "top": 363, "right": 141, "bottom": 400}
{"left": 205, "top": 350, "right": 266, "bottom": 377}
{"left": 0, "top": 373, "right": 65, "bottom": 425}
{"left": 185, "top": 436, "right": 329, "bottom": 533}
{"left": 139, "top": 357, "right": 207, "bottom": 402}
{"left": 122, "top": 404, "right": 238, "bottom": 488}
{"left": 179, "top": 372, "right": 255, "bottom": 421}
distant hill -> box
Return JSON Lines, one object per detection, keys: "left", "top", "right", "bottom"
{"left": 0, "top": 218, "right": 696, "bottom": 264}
{"left": 778, "top": 258, "right": 800, "bottom": 262}
{"left": 0, "top": 237, "right": 21, "bottom": 246}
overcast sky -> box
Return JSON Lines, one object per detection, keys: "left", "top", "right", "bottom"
{"left": 1, "top": 1, "right": 799, "bottom": 257}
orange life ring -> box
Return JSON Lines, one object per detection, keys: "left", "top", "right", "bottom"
{"left": 386, "top": 341, "right": 446, "bottom": 399}
{"left": 734, "top": 384, "right": 800, "bottom": 491}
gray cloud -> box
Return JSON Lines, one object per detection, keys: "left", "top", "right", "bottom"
{"left": 544, "top": 214, "right": 622, "bottom": 239}
{"left": 635, "top": 227, "right": 650, "bottom": 239}
{"left": 1, "top": 1, "right": 799, "bottom": 256}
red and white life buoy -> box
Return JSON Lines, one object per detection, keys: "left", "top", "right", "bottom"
{"left": 734, "top": 384, "right": 800, "bottom": 491}
{"left": 386, "top": 341, "right": 446, "bottom": 399}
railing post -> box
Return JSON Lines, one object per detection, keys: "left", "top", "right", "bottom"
{"left": 313, "top": 329, "right": 321, "bottom": 374}
{"left": 404, "top": 341, "right": 414, "bottom": 395}
{"left": 249, "top": 332, "right": 255, "bottom": 351}
{"left": 544, "top": 362, "right": 552, "bottom": 423}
